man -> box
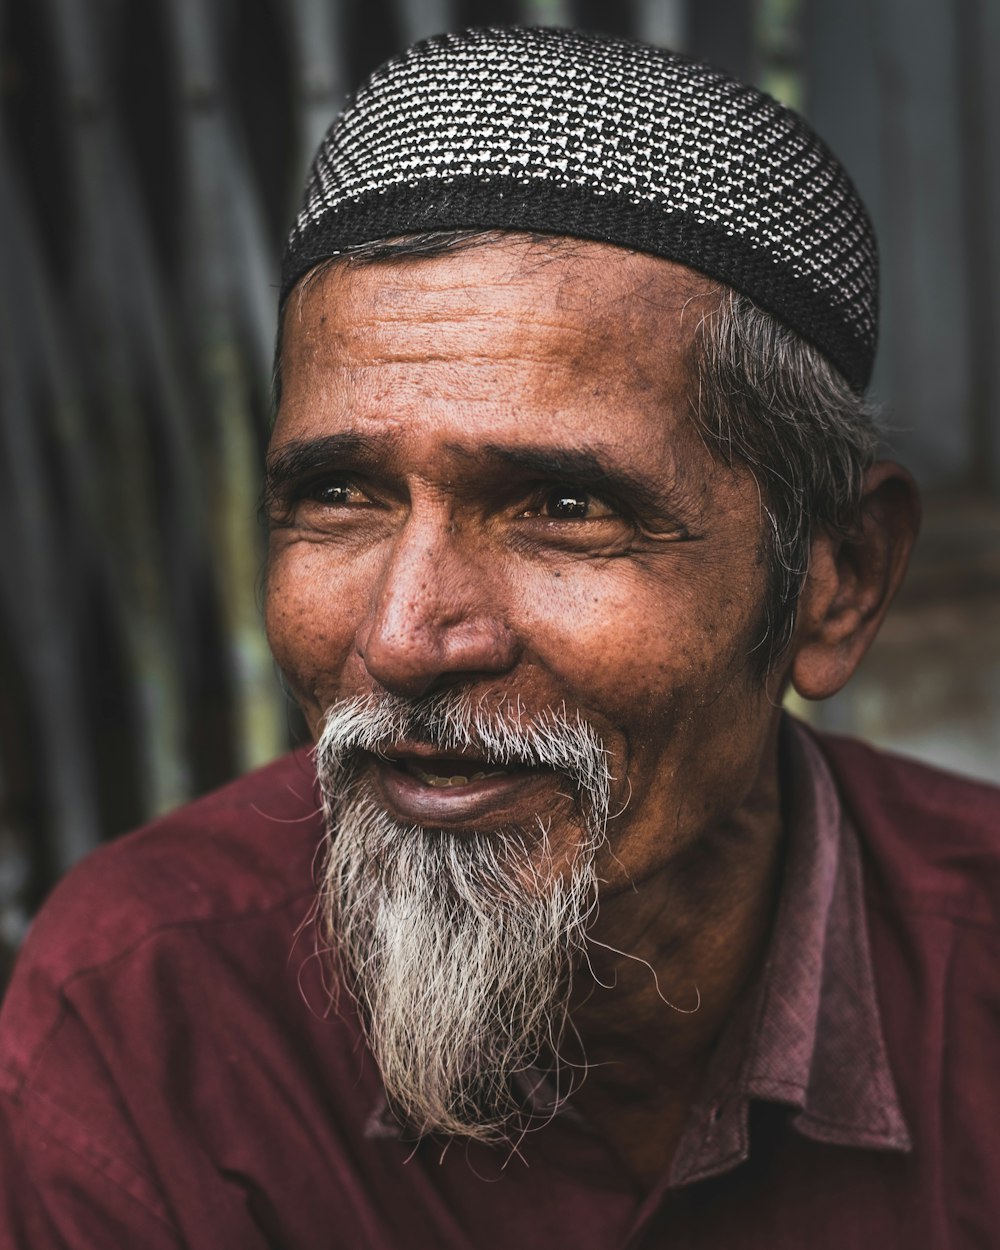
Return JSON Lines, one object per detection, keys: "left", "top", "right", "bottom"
{"left": 1, "top": 25, "right": 997, "bottom": 1249}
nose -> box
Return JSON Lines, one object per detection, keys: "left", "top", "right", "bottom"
{"left": 355, "top": 516, "right": 521, "bottom": 699}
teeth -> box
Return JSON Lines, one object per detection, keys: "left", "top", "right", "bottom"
{"left": 412, "top": 765, "right": 509, "bottom": 788}
{"left": 428, "top": 774, "right": 467, "bottom": 788}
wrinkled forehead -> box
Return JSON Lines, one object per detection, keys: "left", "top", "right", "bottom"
{"left": 269, "top": 235, "right": 739, "bottom": 533}
{"left": 277, "top": 235, "right": 718, "bottom": 416}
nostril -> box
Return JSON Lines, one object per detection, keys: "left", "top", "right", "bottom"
{"left": 357, "top": 611, "right": 520, "bottom": 700}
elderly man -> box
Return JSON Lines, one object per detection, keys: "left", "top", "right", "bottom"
{"left": 1, "top": 25, "right": 998, "bottom": 1250}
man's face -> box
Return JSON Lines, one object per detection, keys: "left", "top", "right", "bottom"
{"left": 266, "top": 237, "right": 780, "bottom": 898}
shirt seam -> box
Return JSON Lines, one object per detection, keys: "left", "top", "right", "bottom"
{"left": 0, "top": 888, "right": 319, "bottom": 1099}
{"left": 0, "top": 1078, "right": 178, "bottom": 1233}
{"left": 58, "top": 886, "right": 320, "bottom": 998}
{"left": 1, "top": 893, "right": 321, "bottom": 1232}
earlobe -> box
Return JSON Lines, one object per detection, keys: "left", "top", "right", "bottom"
{"left": 790, "top": 461, "right": 921, "bottom": 701}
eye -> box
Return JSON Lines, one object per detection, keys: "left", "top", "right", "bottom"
{"left": 537, "top": 489, "right": 615, "bottom": 520}
{"left": 308, "top": 479, "right": 367, "bottom": 506}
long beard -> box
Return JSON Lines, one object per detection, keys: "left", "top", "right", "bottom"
{"left": 313, "top": 692, "right": 611, "bottom": 1143}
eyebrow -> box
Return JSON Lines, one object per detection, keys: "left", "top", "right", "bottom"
{"left": 461, "top": 442, "right": 688, "bottom": 519}
{"left": 264, "top": 431, "right": 693, "bottom": 525}
{"left": 264, "top": 432, "right": 395, "bottom": 497}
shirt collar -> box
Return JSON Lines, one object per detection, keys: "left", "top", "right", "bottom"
{"left": 362, "top": 717, "right": 912, "bottom": 1175}
{"left": 669, "top": 717, "right": 911, "bottom": 1187}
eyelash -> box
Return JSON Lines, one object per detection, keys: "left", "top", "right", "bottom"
{"left": 307, "top": 479, "right": 367, "bottom": 506}
{"left": 271, "top": 476, "right": 694, "bottom": 556}
{"left": 271, "top": 476, "right": 675, "bottom": 563}
{"left": 520, "top": 485, "right": 620, "bottom": 522}
{"left": 273, "top": 474, "right": 374, "bottom": 510}
{"left": 287, "top": 475, "right": 621, "bottom": 515}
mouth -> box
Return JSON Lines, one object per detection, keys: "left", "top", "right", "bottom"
{"left": 359, "top": 746, "right": 557, "bottom": 828}
{"left": 405, "top": 762, "right": 511, "bottom": 788}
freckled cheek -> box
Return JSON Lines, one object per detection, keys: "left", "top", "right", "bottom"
{"left": 517, "top": 564, "right": 759, "bottom": 805}
{"left": 515, "top": 570, "right": 698, "bottom": 726}
{"left": 264, "top": 547, "right": 368, "bottom": 711}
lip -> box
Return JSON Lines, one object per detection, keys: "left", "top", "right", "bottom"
{"left": 380, "top": 740, "right": 510, "bottom": 765}
{"left": 362, "top": 749, "right": 561, "bottom": 828}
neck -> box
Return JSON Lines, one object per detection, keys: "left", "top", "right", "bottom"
{"left": 560, "top": 725, "right": 787, "bottom": 1188}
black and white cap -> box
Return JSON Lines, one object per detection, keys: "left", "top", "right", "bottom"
{"left": 282, "top": 26, "right": 878, "bottom": 392}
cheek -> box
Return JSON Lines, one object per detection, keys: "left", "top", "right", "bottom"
{"left": 514, "top": 562, "right": 769, "bottom": 837}
{"left": 264, "top": 544, "right": 364, "bottom": 715}
{"left": 513, "top": 561, "right": 746, "bottom": 729}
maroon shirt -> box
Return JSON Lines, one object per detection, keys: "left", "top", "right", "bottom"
{"left": 1, "top": 721, "right": 998, "bottom": 1248}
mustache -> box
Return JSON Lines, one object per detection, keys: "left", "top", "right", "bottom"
{"left": 312, "top": 688, "right": 613, "bottom": 1142}
{"left": 314, "top": 690, "right": 612, "bottom": 829}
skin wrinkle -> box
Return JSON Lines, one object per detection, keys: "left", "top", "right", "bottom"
{"left": 267, "top": 236, "right": 783, "bottom": 1167}
{"left": 265, "top": 234, "right": 919, "bottom": 1185}
{"left": 287, "top": 232, "right": 878, "bottom": 673}
{"left": 268, "top": 437, "right": 701, "bottom": 544}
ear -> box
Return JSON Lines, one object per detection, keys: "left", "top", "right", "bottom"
{"left": 789, "top": 461, "right": 921, "bottom": 701}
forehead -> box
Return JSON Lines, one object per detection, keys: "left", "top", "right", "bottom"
{"left": 275, "top": 238, "right": 717, "bottom": 464}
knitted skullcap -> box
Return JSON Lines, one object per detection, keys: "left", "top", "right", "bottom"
{"left": 282, "top": 26, "right": 877, "bottom": 392}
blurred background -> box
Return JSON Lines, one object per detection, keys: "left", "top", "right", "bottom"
{"left": 1, "top": 0, "right": 998, "bottom": 987}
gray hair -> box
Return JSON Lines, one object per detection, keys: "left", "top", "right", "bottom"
{"left": 694, "top": 290, "right": 880, "bottom": 672}
{"left": 312, "top": 690, "right": 610, "bottom": 1141}
{"left": 273, "top": 230, "right": 880, "bottom": 675}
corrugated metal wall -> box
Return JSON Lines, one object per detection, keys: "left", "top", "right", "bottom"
{"left": 1, "top": 0, "right": 996, "bottom": 987}
{"left": 802, "top": 0, "right": 1000, "bottom": 780}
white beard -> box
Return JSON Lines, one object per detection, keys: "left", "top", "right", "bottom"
{"left": 313, "top": 692, "right": 611, "bottom": 1142}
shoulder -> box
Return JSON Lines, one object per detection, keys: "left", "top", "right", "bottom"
{"left": 813, "top": 731, "right": 1000, "bottom": 1219}
{"left": 0, "top": 749, "right": 324, "bottom": 1073}
{"left": 812, "top": 728, "right": 1000, "bottom": 925}
{"left": 31, "top": 746, "right": 322, "bottom": 959}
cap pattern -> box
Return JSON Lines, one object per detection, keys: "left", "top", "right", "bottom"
{"left": 282, "top": 27, "right": 878, "bottom": 391}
